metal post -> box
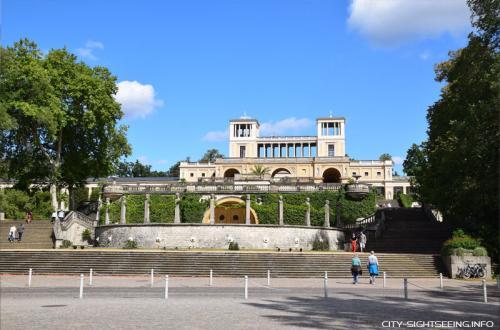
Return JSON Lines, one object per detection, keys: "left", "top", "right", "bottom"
{"left": 151, "top": 269, "right": 154, "bottom": 288}
{"left": 324, "top": 271, "right": 328, "bottom": 298}
{"left": 28, "top": 268, "right": 32, "bottom": 288}
{"left": 244, "top": 276, "right": 249, "bottom": 299}
{"left": 403, "top": 278, "right": 408, "bottom": 300}
{"left": 165, "top": 275, "right": 169, "bottom": 300}
{"left": 267, "top": 270, "right": 271, "bottom": 287}
{"left": 496, "top": 276, "right": 499, "bottom": 289}
{"left": 383, "top": 272, "right": 386, "bottom": 288}
{"left": 483, "top": 280, "right": 487, "bottom": 303}
{"left": 79, "top": 274, "right": 84, "bottom": 299}
{"left": 89, "top": 269, "right": 93, "bottom": 286}
{"left": 439, "top": 273, "right": 443, "bottom": 289}
{"left": 209, "top": 269, "right": 213, "bottom": 286}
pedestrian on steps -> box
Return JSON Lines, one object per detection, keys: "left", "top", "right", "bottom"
{"left": 8, "top": 225, "right": 16, "bottom": 242}
{"left": 367, "top": 251, "right": 379, "bottom": 284}
{"left": 359, "top": 231, "right": 367, "bottom": 252}
{"left": 350, "top": 233, "right": 357, "bottom": 252}
{"left": 351, "top": 254, "right": 362, "bottom": 284}
{"left": 17, "top": 224, "right": 24, "bottom": 242}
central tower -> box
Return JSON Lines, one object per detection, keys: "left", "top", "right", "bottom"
{"left": 316, "top": 117, "right": 345, "bottom": 157}
{"left": 228, "top": 118, "right": 259, "bottom": 158}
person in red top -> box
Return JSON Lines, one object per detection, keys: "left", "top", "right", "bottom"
{"left": 350, "top": 233, "right": 357, "bottom": 252}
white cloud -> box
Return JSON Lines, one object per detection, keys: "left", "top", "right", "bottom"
{"left": 115, "top": 80, "right": 164, "bottom": 119}
{"left": 156, "top": 159, "right": 168, "bottom": 165}
{"left": 347, "top": 0, "right": 471, "bottom": 47}
{"left": 75, "top": 40, "right": 104, "bottom": 60}
{"left": 419, "top": 50, "right": 431, "bottom": 60}
{"left": 137, "top": 155, "right": 150, "bottom": 164}
{"left": 203, "top": 130, "right": 228, "bottom": 142}
{"left": 392, "top": 156, "right": 404, "bottom": 165}
{"left": 260, "top": 117, "right": 313, "bottom": 136}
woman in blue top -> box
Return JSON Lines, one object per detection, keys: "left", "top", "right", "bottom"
{"left": 368, "top": 251, "right": 379, "bottom": 284}
{"left": 351, "top": 254, "right": 362, "bottom": 284}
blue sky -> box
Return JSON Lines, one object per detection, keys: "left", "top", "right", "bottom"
{"left": 2, "top": 0, "right": 472, "bottom": 173}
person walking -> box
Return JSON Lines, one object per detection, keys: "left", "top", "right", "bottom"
{"left": 8, "top": 225, "right": 17, "bottom": 243}
{"left": 359, "top": 231, "right": 367, "bottom": 252}
{"left": 17, "top": 224, "right": 24, "bottom": 242}
{"left": 367, "top": 251, "right": 379, "bottom": 284}
{"left": 350, "top": 233, "right": 357, "bottom": 252}
{"left": 351, "top": 254, "right": 362, "bottom": 284}
{"left": 26, "top": 211, "right": 33, "bottom": 224}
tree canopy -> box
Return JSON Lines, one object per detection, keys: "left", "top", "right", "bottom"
{"left": 199, "top": 149, "right": 224, "bottom": 163}
{"left": 378, "top": 153, "right": 392, "bottom": 161}
{"left": 405, "top": 0, "right": 499, "bottom": 259}
{"left": 0, "top": 39, "right": 131, "bottom": 209}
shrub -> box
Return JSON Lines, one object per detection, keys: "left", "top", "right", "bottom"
{"left": 397, "top": 193, "right": 415, "bottom": 208}
{"left": 312, "top": 231, "right": 330, "bottom": 251}
{"left": 0, "top": 189, "right": 52, "bottom": 220}
{"left": 124, "top": 239, "right": 138, "bottom": 249}
{"left": 441, "top": 229, "right": 482, "bottom": 256}
{"left": 81, "top": 229, "right": 92, "bottom": 243}
{"left": 180, "top": 194, "right": 208, "bottom": 223}
{"left": 228, "top": 241, "right": 240, "bottom": 250}
{"left": 61, "top": 240, "right": 73, "bottom": 248}
{"left": 472, "top": 247, "right": 488, "bottom": 256}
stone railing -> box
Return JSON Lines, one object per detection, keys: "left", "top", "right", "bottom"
{"left": 53, "top": 211, "right": 95, "bottom": 248}
{"left": 57, "top": 211, "right": 95, "bottom": 231}
{"left": 104, "top": 182, "right": 344, "bottom": 195}
{"left": 343, "top": 213, "right": 377, "bottom": 230}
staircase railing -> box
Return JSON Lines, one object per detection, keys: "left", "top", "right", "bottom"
{"left": 343, "top": 214, "right": 377, "bottom": 230}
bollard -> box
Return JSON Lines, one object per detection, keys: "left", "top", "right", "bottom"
{"left": 324, "top": 271, "right": 328, "bottom": 298}
{"left": 439, "top": 273, "right": 443, "bottom": 289}
{"left": 89, "top": 269, "right": 93, "bottom": 286}
{"left": 165, "top": 275, "right": 169, "bottom": 300}
{"left": 79, "top": 274, "right": 84, "bottom": 299}
{"left": 483, "top": 280, "right": 487, "bottom": 303}
{"left": 28, "top": 268, "right": 32, "bottom": 288}
{"left": 403, "top": 278, "right": 408, "bottom": 300}
{"left": 267, "top": 270, "right": 271, "bottom": 287}
{"left": 496, "top": 276, "right": 499, "bottom": 289}
{"left": 383, "top": 272, "right": 386, "bottom": 288}
{"left": 244, "top": 276, "right": 248, "bottom": 300}
{"left": 209, "top": 269, "right": 213, "bottom": 287}
{"left": 151, "top": 269, "right": 154, "bottom": 288}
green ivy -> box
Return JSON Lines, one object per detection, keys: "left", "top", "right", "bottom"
{"left": 150, "top": 195, "right": 175, "bottom": 223}
{"left": 180, "top": 193, "right": 208, "bottom": 223}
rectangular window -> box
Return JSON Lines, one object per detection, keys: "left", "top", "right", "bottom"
{"left": 364, "top": 172, "right": 369, "bottom": 176}
{"left": 239, "top": 146, "right": 246, "bottom": 158}
{"left": 201, "top": 173, "right": 206, "bottom": 177}
{"left": 328, "top": 145, "right": 335, "bottom": 157}
{"left": 377, "top": 171, "right": 381, "bottom": 176}
{"left": 352, "top": 172, "right": 357, "bottom": 176}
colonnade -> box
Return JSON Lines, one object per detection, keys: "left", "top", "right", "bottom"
{"left": 257, "top": 143, "right": 317, "bottom": 158}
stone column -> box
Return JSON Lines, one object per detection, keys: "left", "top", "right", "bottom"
{"left": 95, "top": 195, "right": 102, "bottom": 225}
{"left": 245, "top": 194, "right": 251, "bottom": 225}
{"left": 105, "top": 197, "right": 110, "bottom": 225}
{"left": 209, "top": 194, "right": 215, "bottom": 225}
{"left": 144, "top": 194, "right": 150, "bottom": 224}
{"left": 324, "top": 200, "right": 330, "bottom": 228}
{"left": 120, "top": 195, "right": 126, "bottom": 224}
{"left": 305, "top": 197, "right": 311, "bottom": 226}
{"left": 174, "top": 193, "right": 181, "bottom": 224}
{"left": 278, "top": 195, "right": 284, "bottom": 226}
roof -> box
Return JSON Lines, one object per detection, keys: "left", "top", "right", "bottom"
{"left": 316, "top": 117, "right": 346, "bottom": 121}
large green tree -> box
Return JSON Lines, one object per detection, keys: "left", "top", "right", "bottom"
{"left": 406, "top": 0, "right": 499, "bottom": 258}
{"left": 0, "top": 39, "right": 131, "bottom": 210}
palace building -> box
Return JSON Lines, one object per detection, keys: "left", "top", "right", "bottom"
{"left": 179, "top": 116, "right": 410, "bottom": 200}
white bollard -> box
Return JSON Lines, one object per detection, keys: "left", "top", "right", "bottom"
{"left": 79, "top": 274, "right": 84, "bottom": 299}
{"left": 403, "top": 278, "right": 408, "bottom": 300}
{"left": 439, "top": 273, "right": 443, "bottom": 289}
{"left": 28, "top": 268, "right": 32, "bottom": 288}
{"left": 383, "top": 272, "right": 386, "bottom": 288}
{"left": 165, "top": 275, "right": 169, "bottom": 300}
{"left": 89, "top": 269, "right": 93, "bottom": 286}
{"left": 151, "top": 269, "right": 154, "bottom": 288}
{"left": 483, "top": 280, "right": 487, "bottom": 303}
{"left": 324, "top": 271, "right": 328, "bottom": 298}
{"left": 209, "top": 269, "right": 213, "bottom": 286}
{"left": 244, "top": 276, "right": 248, "bottom": 300}
{"left": 267, "top": 270, "right": 271, "bottom": 287}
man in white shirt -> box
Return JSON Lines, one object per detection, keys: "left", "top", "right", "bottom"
{"left": 8, "top": 225, "right": 16, "bottom": 242}
{"left": 359, "top": 232, "right": 367, "bottom": 252}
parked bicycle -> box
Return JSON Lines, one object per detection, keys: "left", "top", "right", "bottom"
{"left": 457, "top": 263, "right": 486, "bottom": 279}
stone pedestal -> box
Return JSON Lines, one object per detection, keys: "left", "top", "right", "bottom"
{"left": 443, "top": 255, "right": 491, "bottom": 279}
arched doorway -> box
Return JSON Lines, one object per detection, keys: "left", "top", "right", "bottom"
{"left": 202, "top": 197, "right": 258, "bottom": 224}
{"left": 323, "top": 168, "right": 341, "bottom": 183}
{"left": 223, "top": 168, "right": 239, "bottom": 178}
{"left": 271, "top": 168, "right": 292, "bottom": 178}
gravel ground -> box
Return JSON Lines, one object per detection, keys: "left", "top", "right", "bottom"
{"left": 1, "top": 275, "right": 499, "bottom": 330}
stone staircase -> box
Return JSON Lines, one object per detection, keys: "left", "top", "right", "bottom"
{"left": 0, "top": 221, "right": 54, "bottom": 250}
{"left": 365, "top": 208, "right": 451, "bottom": 254}
{"left": 0, "top": 250, "right": 446, "bottom": 278}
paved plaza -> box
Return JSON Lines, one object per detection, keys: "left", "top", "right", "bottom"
{"left": 1, "top": 275, "right": 499, "bottom": 329}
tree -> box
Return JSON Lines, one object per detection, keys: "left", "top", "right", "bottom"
{"left": 0, "top": 39, "right": 131, "bottom": 211}
{"left": 199, "top": 149, "right": 224, "bottom": 163}
{"left": 379, "top": 153, "right": 392, "bottom": 161}
{"left": 166, "top": 161, "right": 181, "bottom": 178}
{"left": 251, "top": 165, "right": 270, "bottom": 177}
{"left": 410, "top": 0, "right": 499, "bottom": 259}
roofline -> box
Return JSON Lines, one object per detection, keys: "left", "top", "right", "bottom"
{"left": 316, "top": 117, "right": 346, "bottom": 121}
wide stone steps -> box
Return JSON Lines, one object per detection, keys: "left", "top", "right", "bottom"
{"left": 0, "top": 251, "right": 445, "bottom": 278}
{"left": 0, "top": 221, "right": 54, "bottom": 249}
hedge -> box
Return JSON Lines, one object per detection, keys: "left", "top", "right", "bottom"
{"left": 441, "top": 229, "right": 486, "bottom": 256}
{"left": 0, "top": 189, "right": 52, "bottom": 220}
{"left": 180, "top": 194, "right": 208, "bottom": 223}
{"left": 398, "top": 193, "right": 415, "bottom": 208}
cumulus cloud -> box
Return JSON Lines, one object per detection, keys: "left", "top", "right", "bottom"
{"left": 203, "top": 130, "right": 228, "bottom": 142}
{"left": 260, "top": 117, "right": 313, "bottom": 136}
{"left": 115, "top": 80, "right": 164, "bottom": 119}
{"left": 347, "top": 0, "right": 471, "bottom": 47}
{"left": 392, "top": 156, "right": 404, "bottom": 165}
{"left": 76, "top": 40, "right": 104, "bottom": 60}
